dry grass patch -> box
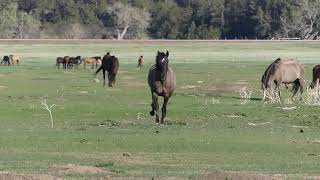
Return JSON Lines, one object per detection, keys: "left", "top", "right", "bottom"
{"left": 208, "top": 84, "right": 244, "bottom": 92}
{"left": 198, "top": 170, "right": 282, "bottom": 180}
{"left": 48, "top": 164, "right": 106, "bottom": 174}
{"left": 0, "top": 171, "right": 58, "bottom": 180}
{"left": 123, "top": 81, "right": 146, "bottom": 88}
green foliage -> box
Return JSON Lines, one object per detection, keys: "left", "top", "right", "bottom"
{"left": 0, "top": 0, "right": 317, "bottom": 39}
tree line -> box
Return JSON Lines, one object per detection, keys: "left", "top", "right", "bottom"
{"left": 0, "top": 0, "right": 319, "bottom": 40}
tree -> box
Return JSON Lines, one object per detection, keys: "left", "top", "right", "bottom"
{"left": 0, "top": 3, "right": 41, "bottom": 39}
{"left": 60, "top": 23, "right": 87, "bottom": 39}
{"left": 280, "top": 0, "right": 320, "bottom": 39}
{"left": 107, "top": 2, "right": 150, "bottom": 40}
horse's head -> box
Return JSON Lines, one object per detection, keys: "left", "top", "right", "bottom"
{"left": 156, "top": 51, "right": 169, "bottom": 81}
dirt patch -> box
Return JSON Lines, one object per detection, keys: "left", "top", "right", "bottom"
{"left": 122, "top": 76, "right": 135, "bottom": 80}
{"left": 198, "top": 170, "right": 282, "bottom": 180}
{"left": 235, "top": 80, "right": 248, "bottom": 85}
{"left": 124, "top": 81, "right": 146, "bottom": 87}
{"left": 63, "top": 71, "right": 75, "bottom": 75}
{"left": 98, "top": 177, "right": 186, "bottom": 180}
{"left": 0, "top": 171, "right": 58, "bottom": 180}
{"left": 48, "top": 164, "right": 106, "bottom": 174}
{"left": 181, "top": 85, "right": 200, "bottom": 89}
{"left": 208, "top": 84, "right": 244, "bottom": 92}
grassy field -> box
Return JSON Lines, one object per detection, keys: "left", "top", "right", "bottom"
{"left": 1, "top": 40, "right": 320, "bottom": 179}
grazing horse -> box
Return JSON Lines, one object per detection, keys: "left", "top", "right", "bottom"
{"left": 10, "top": 55, "right": 20, "bottom": 66}
{"left": 138, "top": 55, "right": 144, "bottom": 69}
{"left": 62, "top": 56, "right": 70, "bottom": 69}
{"left": 148, "top": 51, "right": 176, "bottom": 124}
{"left": 1, "top": 56, "right": 10, "bottom": 66}
{"left": 70, "top": 56, "right": 82, "bottom": 69}
{"left": 310, "top": 65, "right": 320, "bottom": 89}
{"left": 261, "top": 58, "right": 304, "bottom": 100}
{"left": 83, "top": 56, "right": 101, "bottom": 69}
{"left": 95, "top": 52, "right": 119, "bottom": 87}
{"left": 56, "top": 57, "right": 64, "bottom": 69}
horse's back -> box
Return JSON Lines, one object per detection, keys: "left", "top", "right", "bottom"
{"left": 275, "top": 59, "right": 304, "bottom": 82}
{"left": 83, "top": 57, "right": 96, "bottom": 64}
{"left": 10, "top": 54, "right": 19, "bottom": 61}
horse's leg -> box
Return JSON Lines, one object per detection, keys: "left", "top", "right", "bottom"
{"left": 103, "top": 69, "right": 106, "bottom": 87}
{"left": 274, "top": 81, "right": 281, "bottom": 101}
{"left": 108, "top": 72, "right": 112, "bottom": 87}
{"left": 150, "top": 92, "right": 159, "bottom": 123}
{"left": 17, "top": 60, "right": 19, "bottom": 66}
{"left": 292, "top": 81, "right": 299, "bottom": 101}
{"left": 112, "top": 74, "right": 116, "bottom": 86}
{"left": 84, "top": 63, "right": 86, "bottom": 69}
{"left": 160, "top": 96, "right": 169, "bottom": 124}
{"left": 299, "top": 79, "right": 304, "bottom": 101}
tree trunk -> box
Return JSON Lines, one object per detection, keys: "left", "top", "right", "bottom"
{"left": 116, "top": 25, "right": 129, "bottom": 40}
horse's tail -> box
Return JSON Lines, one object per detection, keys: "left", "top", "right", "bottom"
{"left": 113, "top": 58, "right": 119, "bottom": 74}
{"left": 94, "top": 65, "right": 103, "bottom": 77}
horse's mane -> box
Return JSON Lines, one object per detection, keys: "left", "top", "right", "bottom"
{"left": 262, "top": 58, "right": 282, "bottom": 88}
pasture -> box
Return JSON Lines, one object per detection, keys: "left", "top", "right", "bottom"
{"left": 1, "top": 40, "right": 320, "bottom": 179}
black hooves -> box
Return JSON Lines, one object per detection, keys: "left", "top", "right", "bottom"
{"left": 150, "top": 111, "right": 155, "bottom": 116}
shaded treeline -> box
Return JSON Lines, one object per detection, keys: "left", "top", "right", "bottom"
{"left": 1, "top": 0, "right": 319, "bottom": 40}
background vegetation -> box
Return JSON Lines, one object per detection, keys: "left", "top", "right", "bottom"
{"left": 2, "top": 0, "right": 320, "bottom": 40}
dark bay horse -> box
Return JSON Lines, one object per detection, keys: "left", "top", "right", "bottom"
{"left": 63, "top": 56, "right": 70, "bottom": 69}
{"left": 70, "top": 56, "right": 82, "bottom": 69}
{"left": 310, "top": 64, "right": 320, "bottom": 89}
{"left": 56, "top": 57, "right": 64, "bottom": 69}
{"left": 1, "top": 56, "right": 10, "bottom": 66}
{"left": 148, "top": 51, "right": 176, "bottom": 124}
{"left": 261, "top": 58, "right": 304, "bottom": 100}
{"left": 95, "top": 52, "right": 119, "bottom": 87}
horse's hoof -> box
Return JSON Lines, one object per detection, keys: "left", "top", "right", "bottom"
{"left": 150, "top": 111, "right": 155, "bottom": 116}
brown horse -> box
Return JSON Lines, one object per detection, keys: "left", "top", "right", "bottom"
{"left": 148, "top": 51, "right": 176, "bottom": 124}
{"left": 138, "top": 55, "right": 144, "bottom": 69}
{"left": 63, "top": 56, "right": 70, "bottom": 69}
{"left": 83, "top": 56, "right": 102, "bottom": 69}
{"left": 310, "top": 65, "right": 320, "bottom": 89}
{"left": 261, "top": 58, "right": 304, "bottom": 100}
{"left": 94, "top": 52, "right": 119, "bottom": 87}
{"left": 10, "top": 54, "right": 20, "bottom": 66}
{"left": 56, "top": 57, "right": 64, "bottom": 69}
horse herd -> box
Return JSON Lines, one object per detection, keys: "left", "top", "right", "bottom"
{"left": 2, "top": 51, "right": 320, "bottom": 124}
{"left": 56, "top": 56, "right": 102, "bottom": 69}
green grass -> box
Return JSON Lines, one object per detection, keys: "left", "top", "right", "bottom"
{"left": 1, "top": 40, "right": 320, "bottom": 179}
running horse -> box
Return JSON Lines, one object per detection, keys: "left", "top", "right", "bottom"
{"left": 148, "top": 51, "right": 176, "bottom": 124}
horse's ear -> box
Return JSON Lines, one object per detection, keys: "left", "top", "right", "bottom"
{"left": 157, "top": 51, "right": 160, "bottom": 55}
{"left": 166, "top": 51, "right": 169, "bottom": 57}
